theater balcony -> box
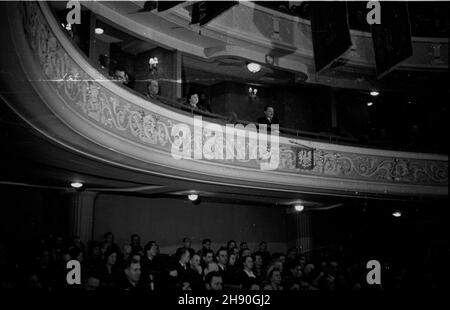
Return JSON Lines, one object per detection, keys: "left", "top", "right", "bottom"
{"left": 0, "top": 0, "right": 447, "bottom": 205}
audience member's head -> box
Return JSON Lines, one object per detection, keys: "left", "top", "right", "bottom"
{"left": 228, "top": 253, "right": 237, "bottom": 267}
{"left": 190, "top": 254, "right": 201, "bottom": 269}
{"left": 83, "top": 275, "right": 100, "bottom": 291}
{"left": 130, "top": 234, "right": 140, "bottom": 247}
{"left": 144, "top": 241, "right": 159, "bottom": 258}
{"left": 304, "top": 263, "right": 315, "bottom": 278}
{"left": 88, "top": 241, "right": 101, "bottom": 260}
{"left": 131, "top": 253, "right": 141, "bottom": 263}
{"left": 203, "top": 249, "right": 214, "bottom": 265}
{"left": 124, "top": 259, "right": 141, "bottom": 285}
{"left": 291, "top": 264, "right": 303, "bottom": 279}
{"left": 182, "top": 237, "right": 192, "bottom": 249}
{"left": 104, "top": 232, "right": 114, "bottom": 245}
{"left": 259, "top": 241, "right": 267, "bottom": 252}
{"left": 104, "top": 248, "right": 118, "bottom": 266}
{"left": 227, "top": 240, "right": 237, "bottom": 250}
{"left": 205, "top": 271, "right": 223, "bottom": 291}
{"left": 268, "top": 267, "right": 282, "bottom": 286}
{"left": 242, "top": 255, "right": 254, "bottom": 271}
{"left": 69, "top": 247, "right": 83, "bottom": 263}
{"left": 187, "top": 92, "right": 199, "bottom": 108}
{"left": 287, "top": 247, "right": 298, "bottom": 262}
{"left": 202, "top": 239, "right": 211, "bottom": 250}
{"left": 240, "top": 242, "right": 249, "bottom": 251}
{"left": 123, "top": 244, "right": 132, "bottom": 256}
{"left": 146, "top": 79, "right": 160, "bottom": 97}
{"left": 253, "top": 253, "right": 263, "bottom": 268}
{"left": 204, "top": 262, "right": 219, "bottom": 276}
{"left": 177, "top": 248, "right": 190, "bottom": 265}
{"left": 263, "top": 105, "right": 275, "bottom": 121}
{"left": 240, "top": 248, "right": 251, "bottom": 258}
{"left": 216, "top": 247, "right": 228, "bottom": 267}
{"left": 113, "top": 67, "right": 129, "bottom": 84}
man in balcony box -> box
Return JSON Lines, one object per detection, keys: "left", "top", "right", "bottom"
{"left": 112, "top": 67, "right": 133, "bottom": 89}
{"left": 257, "top": 105, "right": 280, "bottom": 133}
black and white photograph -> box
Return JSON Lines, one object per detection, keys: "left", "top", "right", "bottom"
{"left": 0, "top": 0, "right": 448, "bottom": 299}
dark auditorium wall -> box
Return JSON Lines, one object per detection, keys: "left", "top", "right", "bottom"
{"left": 93, "top": 194, "right": 288, "bottom": 253}
{"left": 207, "top": 81, "right": 329, "bottom": 132}
{"left": 91, "top": 38, "right": 110, "bottom": 71}
{"left": 210, "top": 82, "right": 276, "bottom": 123}
{"left": 0, "top": 186, "right": 65, "bottom": 243}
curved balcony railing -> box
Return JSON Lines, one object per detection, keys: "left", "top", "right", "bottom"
{"left": 2, "top": 1, "right": 447, "bottom": 198}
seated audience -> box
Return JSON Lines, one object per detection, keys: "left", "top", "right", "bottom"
{"left": 6, "top": 231, "right": 444, "bottom": 291}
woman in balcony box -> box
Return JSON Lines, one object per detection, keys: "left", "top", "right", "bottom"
{"left": 185, "top": 91, "right": 200, "bottom": 111}
{"left": 144, "top": 79, "right": 161, "bottom": 100}
{"left": 183, "top": 90, "right": 211, "bottom": 112}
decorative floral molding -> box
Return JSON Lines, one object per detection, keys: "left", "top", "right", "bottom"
{"left": 19, "top": 1, "right": 447, "bottom": 188}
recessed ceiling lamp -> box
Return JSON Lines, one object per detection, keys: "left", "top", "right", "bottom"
{"left": 188, "top": 193, "right": 199, "bottom": 202}
{"left": 247, "top": 63, "right": 261, "bottom": 73}
{"left": 392, "top": 211, "right": 402, "bottom": 218}
{"left": 370, "top": 90, "right": 379, "bottom": 97}
{"left": 95, "top": 27, "right": 104, "bottom": 35}
{"left": 367, "top": 102, "right": 373, "bottom": 107}
{"left": 294, "top": 204, "right": 304, "bottom": 212}
{"left": 70, "top": 182, "right": 83, "bottom": 189}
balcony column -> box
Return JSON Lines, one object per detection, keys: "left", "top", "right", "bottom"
{"left": 330, "top": 88, "right": 338, "bottom": 130}
{"left": 296, "top": 212, "right": 313, "bottom": 258}
{"left": 63, "top": 191, "right": 98, "bottom": 244}
{"left": 174, "top": 50, "right": 182, "bottom": 100}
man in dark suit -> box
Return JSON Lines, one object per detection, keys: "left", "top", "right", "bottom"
{"left": 257, "top": 105, "right": 280, "bottom": 132}
{"left": 121, "top": 259, "right": 146, "bottom": 291}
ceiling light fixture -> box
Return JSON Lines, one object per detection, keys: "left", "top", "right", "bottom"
{"left": 247, "top": 63, "right": 261, "bottom": 73}
{"left": 370, "top": 91, "right": 379, "bottom": 97}
{"left": 188, "top": 193, "right": 199, "bottom": 202}
{"left": 70, "top": 182, "right": 83, "bottom": 189}
{"left": 95, "top": 27, "right": 104, "bottom": 35}
{"left": 294, "top": 204, "right": 304, "bottom": 212}
{"left": 392, "top": 211, "right": 402, "bottom": 218}
{"left": 367, "top": 102, "right": 373, "bottom": 107}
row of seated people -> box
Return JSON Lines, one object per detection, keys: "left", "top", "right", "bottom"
{"left": 97, "top": 54, "right": 212, "bottom": 114}
{"left": 1, "top": 232, "right": 397, "bottom": 291}
{"left": 96, "top": 57, "right": 440, "bottom": 151}
{"left": 100, "top": 58, "right": 281, "bottom": 131}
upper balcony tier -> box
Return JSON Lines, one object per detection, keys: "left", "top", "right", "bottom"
{"left": 0, "top": 1, "right": 447, "bottom": 199}
{"left": 83, "top": 1, "right": 449, "bottom": 91}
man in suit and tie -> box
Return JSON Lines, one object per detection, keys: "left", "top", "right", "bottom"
{"left": 257, "top": 105, "right": 280, "bottom": 133}
{"left": 216, "top": 247, "right": 229, "bottom": 284}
